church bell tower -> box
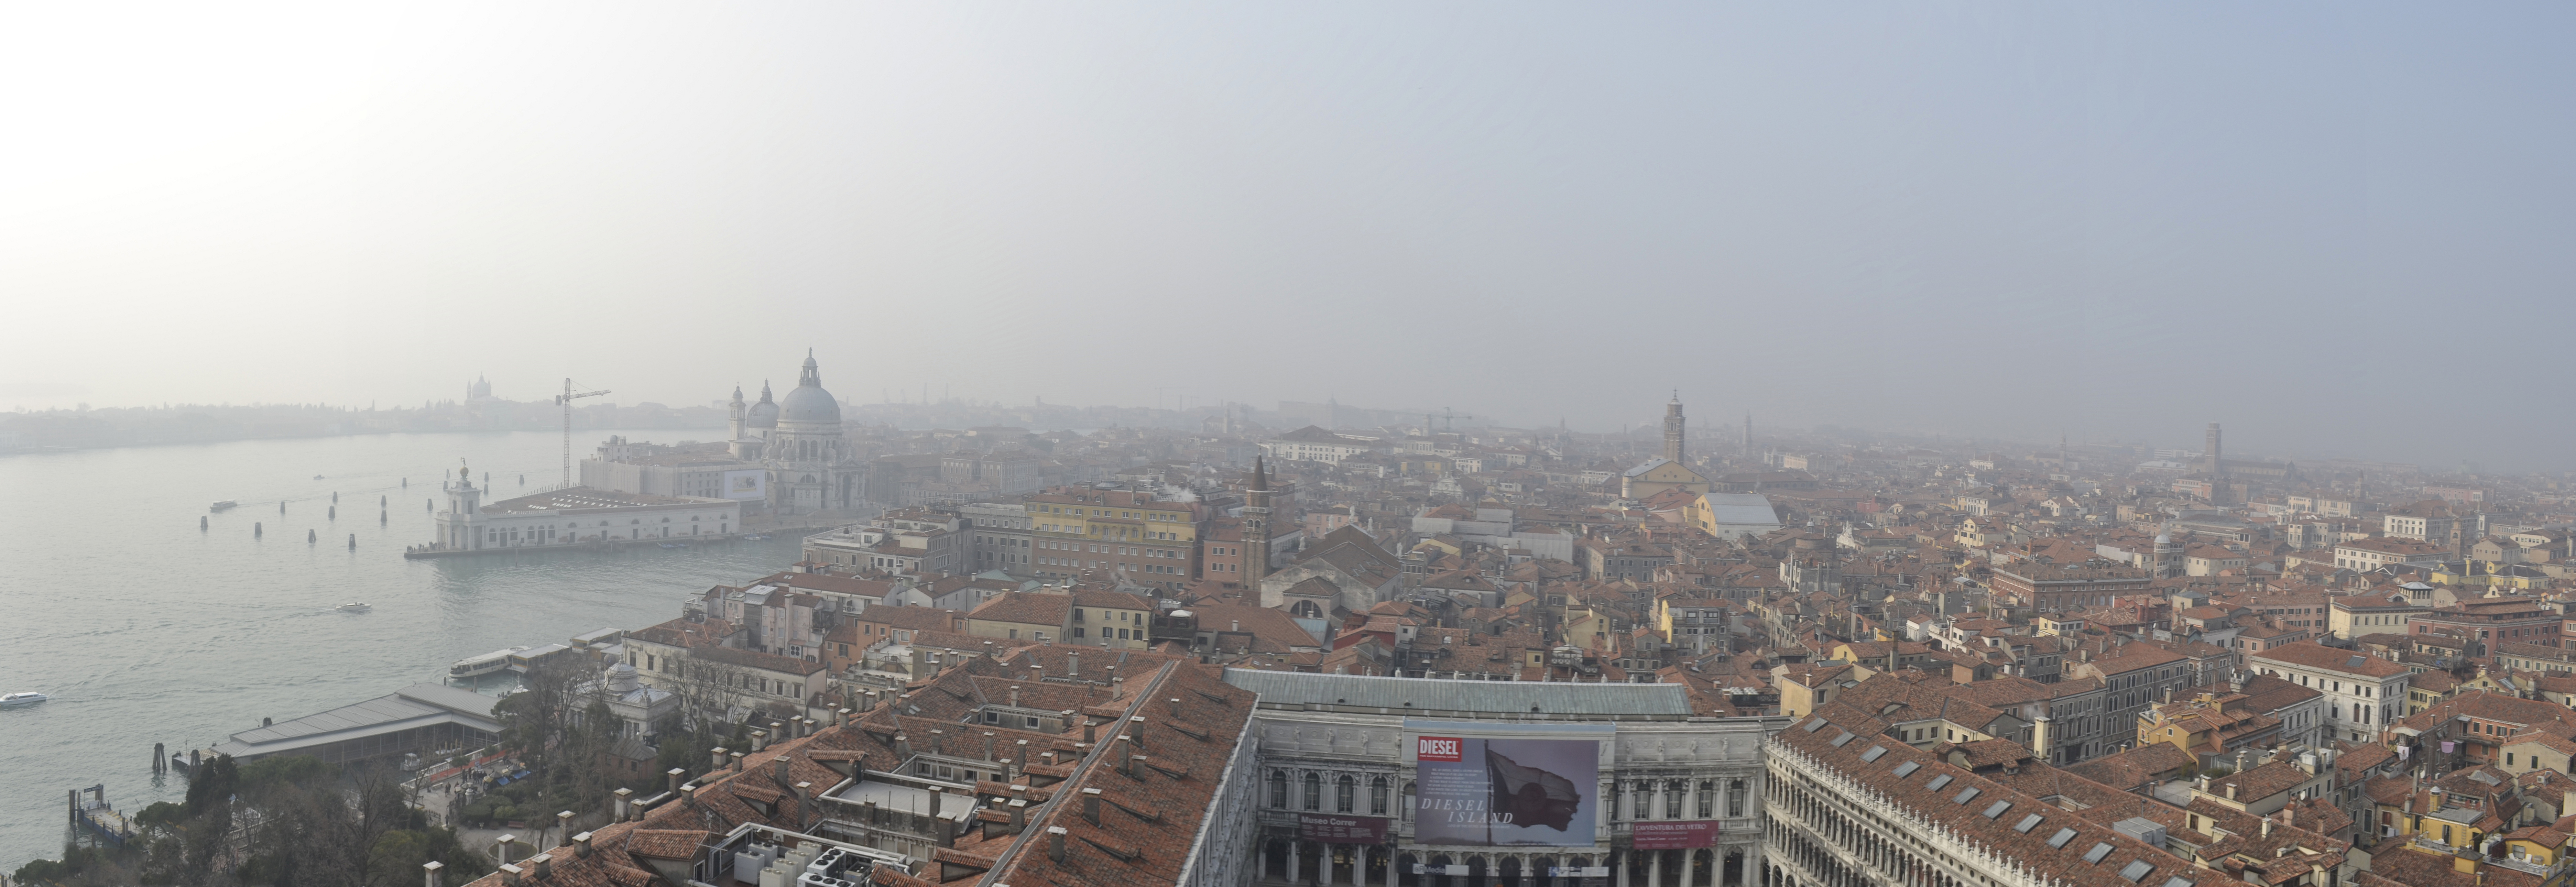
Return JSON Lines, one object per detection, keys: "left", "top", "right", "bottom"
{"left": 1663, "top": 393, "right": 1686, "bottom": 464}
{"left": 1242, "top": 457, "right": 1273, "bottom": 582}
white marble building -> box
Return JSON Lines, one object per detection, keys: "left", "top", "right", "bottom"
{"left": 1223, "top": 670, "right": 1783, "bottom": 887}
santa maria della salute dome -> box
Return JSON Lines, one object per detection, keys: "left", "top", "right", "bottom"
{"left": 776, "top": 352, "right": 842, "bottom": 425}
{"left": 727, "top": 349, "right": 861, "bottom": 514}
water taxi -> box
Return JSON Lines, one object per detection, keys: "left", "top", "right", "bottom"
{"left": 1, "top": 691, "right": 47, "bottom": 708}
{"left": 449, "top": 647, "right": 525, "bottom": 679}
{"left": 335, "top": 603, "right": 372, "bottom": 613}
{"left": 209, "top": 501, "right": 239, "bottom": 513}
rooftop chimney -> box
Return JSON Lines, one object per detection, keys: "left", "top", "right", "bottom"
{"left": 773, "top": 754, "right": 792, "bottom": 787}
{"left": 571, "top": 832, "right": 593, "bottom": 859}
{"left": 711, "top": 747, "right": 729, "bottom": 771}
{"left": 424, "top": 860, "right": 445, "bottom": 887}
{"left": 1047, "top": 826, "right": 1068, "bottom": 862}
{"left": 555, "top": 811, "right": 574, "bottom": 850}
{"left": 666, "top": 768, "right": 687, "bottom": 796}
{"left": 1082, "top": 788, "right": 1102, "bottom": 824}
{"left": 498, "top": 864, "right": 523, "bottom": 887}
{"left": 495, "top": 834, "right": 519, "bottom": 867}
{"left": 613, "top": 788, "right": 633, "bottom": 822}
{"left": 530, "top": 854, "right": 552, "bottom": 881}
{"left": 730, "top": 751, "right": 745, "bottom": 773}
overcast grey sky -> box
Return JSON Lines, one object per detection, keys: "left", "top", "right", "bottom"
{"left": 2, "top": 3, "right": 2567, "bottom": 469}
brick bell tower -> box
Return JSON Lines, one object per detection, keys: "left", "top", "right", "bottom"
{"left": 1242, "top": 456, "right": 1273, "bottom": 582}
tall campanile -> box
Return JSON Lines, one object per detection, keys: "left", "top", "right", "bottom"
{"left": 2204, "top": 423, "right": 2224, "bottom": 476}
{"left": 1242, "top": 456, "right": 1273, "bottom": 582}
{"left": 1663, "top": 393, "right": 1686, "bottom": 464}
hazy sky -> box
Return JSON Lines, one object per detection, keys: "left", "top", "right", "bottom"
{"left": 3, "top": 3, "right": 2568, "bottom": 469}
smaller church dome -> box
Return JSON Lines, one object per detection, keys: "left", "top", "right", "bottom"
{"left": 746, "top": 381, "right": 779, "bottom": 429}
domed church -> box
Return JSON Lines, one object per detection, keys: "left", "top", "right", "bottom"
{"left": 726, "top": 350, "right": 863, "bottom": 514}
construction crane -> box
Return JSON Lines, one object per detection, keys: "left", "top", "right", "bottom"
{"left": 554, "top": 378, "right": 609, "bottom": 488}
{"left": 1438, "top": 407, "right": 1472, "bottom": 432}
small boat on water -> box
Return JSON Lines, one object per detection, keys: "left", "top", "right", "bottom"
{"left": 741, "top": 534, "right": 771, "bottom": 541}
{"left": 208, "top": 501, "right": 239, "bottom": 513}
{"left": 313, "top": 474, "right": 325, "bottom": 480}
{"left": 0, "top": 692, "right": 48, "bottom": 708}
{"left": 656, "top": 542, "right": 688, "bottom": 549}
{"left": 335, "top": 603, "right": 372, "bottom": 613}
{"left": 450, "top": 647, "right": 526, "bottom": 679}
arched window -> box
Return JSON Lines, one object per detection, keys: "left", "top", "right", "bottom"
{"left": 1372, "top": 777, "right": 1390, "bottom": 815}
{"left": 1697, "top": 781, "right": 1715, "bottom": 818}
{"left": 1664, "top": 781, "right": 1683, "bottom": 819}
{"left": 1727, "top": 779, "right": 1747, "bottom": 818}
{"left": 1401, "top": 781, "right": 1416, "bottom": 822}
{"left": 1304, "top": 773, "right": 1322, "bottom": 811}
{"left": 1338, "top": 775, "right": 1356, "bottom": 813}
{"left": 1269, "top": 770, "right": 1288, "bottom": 808}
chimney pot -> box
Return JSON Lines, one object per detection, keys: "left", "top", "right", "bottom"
{"left": 1047, "top": 826, "right": 1067, "bottom": 862}
{"left": 1082, "top": 788, "right": 1102, "bottom": 824}
{"left": 712, "top": 746, "right": 729, "bottom": 770}
{"left": 530, "top": 854, "right": 552, "bottom": 881}
{"left": 666, "top": 768, "right": 687, "bottom": 796}
{"left": 730, "top": 751, "right": 745, "bottom": 772}
{"left": 498, "top": 864, "right": 523, "bottom": 887}
{"left": 613, "top": 787, "right": 633, "bottom": 822}
{"left": 571, "top": 832, "right": 593, "bottom": 858}
{"left": 424, "top": 860, "right": 445, "bottom": 887}
{"left": 495, "top": 834, "right": 520, "bottom": 866}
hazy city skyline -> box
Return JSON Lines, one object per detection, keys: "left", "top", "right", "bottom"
{"left": 4, "top": 3, "right": 2569, "bottom": 470}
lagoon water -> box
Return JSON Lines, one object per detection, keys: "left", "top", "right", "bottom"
{"left": 0, "top": 430, "right": 805, "bottom": 869}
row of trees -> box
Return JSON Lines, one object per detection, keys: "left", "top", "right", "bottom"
{"left": 10, "top": 756, "right": 494, "bottom": 887}
{"left": 10, "top": 654, "right": 799, "bottom": 886}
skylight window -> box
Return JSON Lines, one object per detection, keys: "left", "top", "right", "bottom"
{"left": 2048, "top": 828, "right": 2078, "bottom": 848}
{"left": 2084, "top": 843, "right": 2115, "bottom": 864}
{"left": 1860, "top": 745, "right": 1888, "bottom": 762}
{"left": 2118, "top": 861, "right": 2154, "bottom": 883}
{"left": 1804, "top": 719, "right": 1829, "bottom": 733}
{"left": 1953, "top": 787, "right": 1982, "bottom": 805}
{"left": 1831, "top": 731, "right": 1857, "bottom": 747}
{"left": 2014, "top": 813, "right": 2045, "bottom": 833}
{"left": 1982, "top": 801, "right": 2012, "bottom": 819}
{"left": 1892, "top": 761, "right": 1921, "bottom": 778}
{"left": 1926, "top": 774, "right": 1953, "bottom": 791}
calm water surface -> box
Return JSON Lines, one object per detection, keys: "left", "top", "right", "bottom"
{"left": 0, "top": 430, "right": 805, "bottom": 869}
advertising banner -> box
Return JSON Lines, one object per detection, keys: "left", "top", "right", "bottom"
{"left": 1406, "top": 720, "right": 1607, "bottom": 847}
{"left": 1299, "top": 814, "right": 1390, "bottom": 844}
{"left": 722, "top": 469, "right": 767, "bottom": 501}
{"left": 1630, "top": 821, "right": 1721, "bottom": 849}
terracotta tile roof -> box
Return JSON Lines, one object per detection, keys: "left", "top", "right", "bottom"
{"left": 2247, "top": 641, "right": 2410, "bottom": 678}
{"left": 1776, "top": 709, "right": 2214, "bottom": 887}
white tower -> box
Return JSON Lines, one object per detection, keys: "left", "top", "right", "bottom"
{"left": 437, "top": 462, "right": 482, "bottom": 550}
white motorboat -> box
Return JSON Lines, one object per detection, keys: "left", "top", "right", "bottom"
{"left": 0, "top": 692, "right": 48, "bottom": 709}
{"left": 335, "top": 603, "right": 372, "bottom": 613}
{"left": 209, "top": 501, "right": 239, "bottom": 513}
{"left": 450, "top": 647, "right": 525, "bottom": 679}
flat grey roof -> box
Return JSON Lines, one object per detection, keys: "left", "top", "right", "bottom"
{"left": 1697, "top": 493, "right": 1781, "bottom": 527}
{"left": 212, "top": 683, "right": 501, "bottom": 756}
{"left": 1222, "top": 669, "right": 1695, "bottom": 716}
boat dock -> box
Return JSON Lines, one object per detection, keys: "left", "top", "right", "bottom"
{"left": 70, "top": 785, "right": 133, "bottom": 847}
